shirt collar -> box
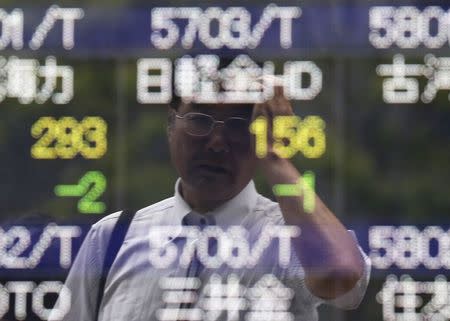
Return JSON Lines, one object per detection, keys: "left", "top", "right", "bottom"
{"left": 207, "top": 180, "right": 258, "bottom": 226}
{"left": 169, "top": 178, "right": 192, "bottom": 226}
{"left": 168, "top": 178, "right": 258, "bottom": 227}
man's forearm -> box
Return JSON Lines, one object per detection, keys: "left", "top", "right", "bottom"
{"left": 261, "top": 157, "right": 365, "bottom": 299}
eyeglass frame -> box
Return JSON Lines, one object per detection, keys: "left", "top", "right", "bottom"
{"left": 174, "top": 112, "right": 251, "bottom": 140}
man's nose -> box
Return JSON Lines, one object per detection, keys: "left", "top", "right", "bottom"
{"left": 205, "top": 123, "right": 230, "bottom": 153}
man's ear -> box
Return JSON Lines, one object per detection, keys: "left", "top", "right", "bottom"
{"left": 167, "top": 108, "right": 175, "bottom": 142}
{"left": 167, "top": 125, "right": 172, "bottom": 143}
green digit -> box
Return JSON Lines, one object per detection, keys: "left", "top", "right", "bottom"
{"left": 77, "top": 171, "right": 107, "bottom": 214}
{"left": 302, "top": 171, "right": 316, "bottom": 213}
{"left": 272, "top": 170, "right": 316, "bottom": 213}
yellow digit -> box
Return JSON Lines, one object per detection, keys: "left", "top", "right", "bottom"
{"left": 249, "top": 116, "right": 268, "bottom": 158}
{"left": 273, "top": 115, "right": 301, "bottom": 158}
{"left": 295, "top": 116, "right": 326, "bottom": 158}
{"left": 31, "top": 117, "right": 57, "bottom": 159}
{"left": 55, "top": 117, "right": 82, "bottom": 159}
{"left": 80, "top": 117, "right": 107, "bottom": 159}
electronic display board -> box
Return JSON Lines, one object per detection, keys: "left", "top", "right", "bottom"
{"left": 0, "top": 1, "right": 449, "bottom": 320}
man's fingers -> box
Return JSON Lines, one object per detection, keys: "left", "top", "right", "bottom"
{"left": 266, "top": 86, "right": 293, "bottom": 116}
{"left": 252, "top": 84, "right": 293, "bottom": 122}
{"left": 274, "top": 84, "right": 284, "bottom": 97}
{"left": 253, "top": 102, "right": 272, "bottom": 118}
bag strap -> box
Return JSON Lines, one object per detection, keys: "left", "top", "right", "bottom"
{"left": 95, "top": 209, "right": 136, "bottom": 321}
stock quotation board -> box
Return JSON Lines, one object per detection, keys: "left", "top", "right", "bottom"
{"left": 0, "top": 1, "right": 449, "bottom": 321}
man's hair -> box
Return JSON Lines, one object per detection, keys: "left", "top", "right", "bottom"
{"left": 167, "top": 50, "right": 258, "bottom": 125}
{"left": 169, "top": 95, "right": 182, "bottom": 111}
{"left": 168, "top": 49, "right": 261, "bottom": 107}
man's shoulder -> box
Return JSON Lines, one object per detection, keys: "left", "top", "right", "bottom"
{"left": 91, "top": 197, "right": 175, "bottom": 233}
{"left": 135, "top": 197, "right": 175, "bottom": 220}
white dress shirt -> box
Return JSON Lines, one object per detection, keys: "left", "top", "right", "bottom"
{"left": 50, "top": 179, "right": 371, "bottom": 321}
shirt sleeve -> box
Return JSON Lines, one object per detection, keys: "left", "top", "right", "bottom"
{"left": 48, "top": 223, "right": 104, "bottom": 321}
{"left": 319, "top": 242, "right": 372, "bottom": 309}
{"left": 285, "top": 230, "right": 371, "bottom": 310}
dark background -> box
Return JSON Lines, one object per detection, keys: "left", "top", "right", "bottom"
{"left": 0, "top": 1, "right": 449, "bottom": 320}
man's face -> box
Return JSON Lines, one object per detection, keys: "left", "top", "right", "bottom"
{"left": 168, "top": 103, "right": 257, "bottom": 202}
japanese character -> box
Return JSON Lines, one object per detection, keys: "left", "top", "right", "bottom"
{"left": 376, "top": 54, "right": 425, "bottom": 104}
{"left": 421, "top": 54, "right": 450, "bottom": 103}
{"left": 245, "top": 274, "right": 294, "bottom": 321}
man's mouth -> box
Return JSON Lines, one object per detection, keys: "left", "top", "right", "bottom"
{"left": 196, "top": 164, "right": 230, "bottom": 175}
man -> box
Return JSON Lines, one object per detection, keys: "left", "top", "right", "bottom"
{"left": 50, "top": 84, "right": 370, "bottom": 321}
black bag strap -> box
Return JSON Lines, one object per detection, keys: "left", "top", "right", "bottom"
{"left": 95, "top": 209, "right": 136, "bottom": 321}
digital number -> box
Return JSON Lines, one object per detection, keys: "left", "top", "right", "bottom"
{"left": 273, "top": 116, "right": 300, "bottom": 158}
{"left": 0, "top": 226, "right": 31, "bottom": 269}
{"left": 369, "top": 226, "right": 395, "bottom": 269}
{"left": 147, "top": 225, "right": 300, "bottom": 269}
{"left": 79, "top": 117, "right": 107, "bottom": 159}
{"left": 54, "top": 171, "right": 107, "bottom": 214}
{"left": 31, "top": 116, "right": 107, "bottom": 159}
{"left": 369, "top": 6, "right": 450, "bottom": 49}
{"left": 0, "top": 225, "right": 81, "bottom": 269}
{"left": 249, "top": 116, "right": 268, "bottom": 158}
{"left": 250, "top": 115, "right": 326, "bottom": 159}
{"left": 151, "top": 6, "right": 301, "bottom": 50}
{"left": 295, "top": 116, "right": 326, "bottom": 159}
{"left": 77, "top": 171, "right": 107, "bottom": 214}
{"left": 30, "top": 117, "right": 58, "bottom": 159}
{"left": 55, "top": 117, "right": 82, "bottom": 159}
{"left": 369, "top": 226, "right": 450, "bottom": 270}
{"left": 272, "top": 171, "right": 316, "bottom": 214}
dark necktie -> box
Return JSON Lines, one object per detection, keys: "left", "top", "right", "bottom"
{"left": 178, "top": 212, "right": 216, "bottom": 319}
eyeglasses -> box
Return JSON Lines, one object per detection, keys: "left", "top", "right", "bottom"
{"left": 175, "top": 112, "right": 250, "bottom": 142}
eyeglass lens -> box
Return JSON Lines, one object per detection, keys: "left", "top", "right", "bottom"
{"left": 183, "top": 113, "right": 249, "bottom": 141}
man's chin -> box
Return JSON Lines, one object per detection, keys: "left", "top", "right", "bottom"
{"left": 189, "top": 174, "right": 235, "bottom": 195}
{"left": 193, "top": 174, "right": 230, "bottom": 187}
